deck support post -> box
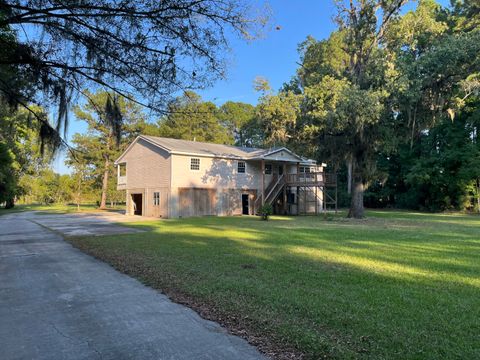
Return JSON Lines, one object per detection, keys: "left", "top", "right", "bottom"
{"left": 261, "top": 159, "right": 265, "bottom": 206}
{"left": 296, "top": 162, "right": 300, "bottom": 215}
{"left": 304, "top": 185, "right": 307, "bottom": 215}
{"left": 323, "top": 186, "right": 326, "bottom": 213}
{"left": 282, "top": 163, "right": 287, "bottom": 214}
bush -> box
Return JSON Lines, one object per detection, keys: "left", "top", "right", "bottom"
{"left": 259, "top": 204, "right": 273, "bottom": 220}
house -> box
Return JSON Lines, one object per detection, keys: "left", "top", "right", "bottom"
{"left": 114, "top": 136, "right": 336, "bottom": 218}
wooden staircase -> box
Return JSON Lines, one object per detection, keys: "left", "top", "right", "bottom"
{"left": 254, "top": 174, "right": 285, "bottom": 213}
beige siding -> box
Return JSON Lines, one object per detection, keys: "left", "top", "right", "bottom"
{"left": 126, "top": 188, "right": 169, "bottom": 217}
{"left": 170, "top": 154, "right": 262, "bottom": 190}
{"left": 118, "top": 139, "right": 322, "bottom": 218}
{"left": 145, "top": 188, "right": 169, "bottom": 217}
{"left": 122, "top": 138, "right": 171, "bottom": 189}
{"left": 172, "top": 187, "right": 257, "bottom": 217}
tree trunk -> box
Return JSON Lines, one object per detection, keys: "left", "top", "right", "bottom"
{"left": 348, "top": 176, "right": 364, "bottom": 219}
{"left": 347, "top": 159, "right": 353, "bottom": 194}
{"left": 99, "top": 158, "right": 109, "bottom": 209}
{"left": 5, "top": 197, "right": 14, "bottom": 209}
{"left": 477, "top": 178, "right": 480, "bottom": 214}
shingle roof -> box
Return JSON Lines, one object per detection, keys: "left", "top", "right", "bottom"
{"left": 116, "top": 135, "right": 316, "bottom": 164}
{"left": 142, "top": 135, "right": 268, "bottom": 159}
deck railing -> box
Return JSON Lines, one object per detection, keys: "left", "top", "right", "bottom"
{"left": 285, "top": 172, "right": 337, "bottom": 186}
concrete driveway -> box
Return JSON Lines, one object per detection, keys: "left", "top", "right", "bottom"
{"left": 0, "top": 211, "right": 264, "bottom": 360}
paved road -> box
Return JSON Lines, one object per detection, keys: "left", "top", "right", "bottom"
{"left": 0, "top": 212, "right": 264, "bottom": 360}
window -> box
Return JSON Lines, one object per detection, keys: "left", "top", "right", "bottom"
{"left": 153, "top": 192, "right": 160, "bottom": 206}
{"left": 119, "top": 163, "right": 126, "bottom": 176}
{"left": 190, "top": 158, "right": 200, "bottom": 170}
{"left": 299, "top": 166, "right": 311, "bottom": 173}
{"left": 238, "top": 161, "right": 246, "bottom": 174}
{"left": 265, "top": 164, "right": 272, "bottom": 175}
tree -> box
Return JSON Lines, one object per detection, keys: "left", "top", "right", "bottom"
{"left": 339, "top": 0, "right": 480, "bottom": 213}
{"left": 256, "top": 90, "right": 302, "bottom": 148}
{"left": 158, "top": 91, "right": 232, "bottom": 144}
{"left": 0, "top": 0, "right": 267, "bottom": 148}
{"left": 70, "top": 91, "right": 147, "bottom": 209}
{"left": 0, "top": 142, "right": 16, "bottom": 207}
{"left": 0, "top": 104, "right": 47, "bottom": 207}
{"left": 218, "top": 102, "right": 257, "bottom": 147}
{"left": 291, "top": 0, "right": 480, "bottom": 217}
{"left": 66, "top": 153, "right": 94, "bottom": 211}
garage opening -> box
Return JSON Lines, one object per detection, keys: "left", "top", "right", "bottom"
{"left": 242, "top": 194, "right": 249, "bottom": 215}
{"left": 131, "top": 193, "right": 143, "bottom": 215}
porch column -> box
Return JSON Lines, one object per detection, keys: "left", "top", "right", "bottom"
{"left": 261, "top": 159, "right": 265, "bottom": 205}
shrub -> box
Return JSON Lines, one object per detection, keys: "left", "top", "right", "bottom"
{"left": 259, "top": 204, "right": 273, "bottom": 220}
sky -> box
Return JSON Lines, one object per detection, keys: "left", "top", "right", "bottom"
{"left": 53, "top": 0, "right": 450, "bottom": 174}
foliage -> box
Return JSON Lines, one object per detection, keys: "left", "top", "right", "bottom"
{"left": 218, "top": 101, "right": 259, "bottom": 147}
{"left": 158, "top": 91, "right": 233, "bottom": 144}
{"left": 0, "top": 142, "right": 16, "bottom": 207}
{"left": 0, "top": 105, "right": 47, "bottom": 207}
{"left": 258, "top": 203, "right": 273, "bottom": 220}
{"left": 267, "top": 0, "right": 480, "bottom": 215}
{"left": 256, "top": 90, "right": 301, "bottom": 148}
{"left": 68, "top": 91, "right": 147, "bottom": 208}
{"left": 0, "top": 0, "right": 267, "bottom": 148}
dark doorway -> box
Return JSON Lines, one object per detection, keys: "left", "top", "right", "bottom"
{"left": 132, "top": 193, "right": 143, "bottom": 215}
{"left": 242, "top": 194, "right": 249, "bottom": 215}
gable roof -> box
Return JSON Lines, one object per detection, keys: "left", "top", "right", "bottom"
{"left": 115, "top": 135, "right": 314, "bottom": 164}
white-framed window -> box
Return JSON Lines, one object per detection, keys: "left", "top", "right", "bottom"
{"left": 119, "top": 163, "right": 126, "bottom": 176}
{"left": 153, "top": 192, "right": 160, "bottom": 206}
{"left": 190, "top": 158, "right": 200, "bottom": 171}
{"left": 265, "top": 163, "right": 272, "bottom": 175}
{"left": 299, "top": 166, "right": 312, "bottom": 173}
{"left": 238, "top": 161, "right": 246, "bottom": 174}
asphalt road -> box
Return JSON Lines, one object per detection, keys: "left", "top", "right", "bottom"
{"left": 0, "top": 211, "right": 264, "bottom": 360}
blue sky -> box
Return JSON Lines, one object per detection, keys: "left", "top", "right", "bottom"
{"left": 53, "top": 0, "right": 450, "bottom": 173}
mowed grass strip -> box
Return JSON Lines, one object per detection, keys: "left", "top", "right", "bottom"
{"left": 68, "top": 211, "right": 480, "bottom": 359}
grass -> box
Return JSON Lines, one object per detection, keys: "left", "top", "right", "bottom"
{"left": 67, "top": 210, "right": 480, "bottom": 359}
{"left": 0, "top": 203, "right": 124, "bottom": 216}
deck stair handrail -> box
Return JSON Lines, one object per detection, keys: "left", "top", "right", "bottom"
{"left": 254, "top": 174, "right": 277, "bottom": 211}
{"left": 254, "top": 174, "right": 285, "bottom": 212}
{"left": 264, "top": 174, "right": 285, "bottom": 204}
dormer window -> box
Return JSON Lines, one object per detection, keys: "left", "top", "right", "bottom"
{"left": 190, "top": 158, "right": 200, "bottom": 170}
{"left": 238, "top": 161, "right": 246, "bottom": 174}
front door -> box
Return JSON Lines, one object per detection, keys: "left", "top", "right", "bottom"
{"left": 131, "top": 193, "right": 143, "bottom": 215}
{"left": 241, "top": 194, "right": 249, "bottom": 215}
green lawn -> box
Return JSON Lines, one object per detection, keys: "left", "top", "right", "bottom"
{"left": 68, "top": 211, "right": 480, "bottom": 359}
{"left": 0, "top": 203, "right": 123, "bottom": 216}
